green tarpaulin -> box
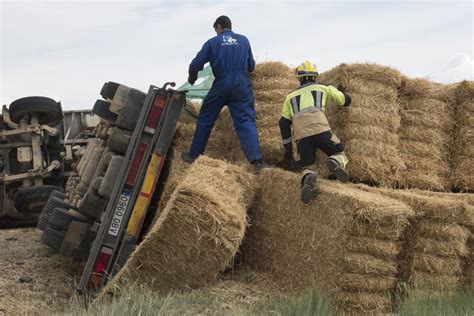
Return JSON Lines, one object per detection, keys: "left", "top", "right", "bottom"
{"left": 178, "top": 65, "right": 214, "bottom": 100}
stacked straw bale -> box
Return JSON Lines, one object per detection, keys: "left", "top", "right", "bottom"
{"left": 358, "top": 186, "right": 473, "bottom": 294}
{"left": 104, "top": 156, "right": 257, "bottom": 294}
{"left": 452, "top": 80, "right": 474, "bottom": 191}
{"left": 318, "top": 63, "right": 405, "bottom": 186}
{"left": 251, "top": 62, "right": 299, "bottom": 165}
{"left": 241, "top": 168, "right": 414, "bottom": 314}
{"left": 396, "top": 78, "right": 456, "bottom": 191}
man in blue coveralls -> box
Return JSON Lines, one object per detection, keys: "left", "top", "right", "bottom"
{"left": 181, "top": 15, "right": 266, "bottom": 171}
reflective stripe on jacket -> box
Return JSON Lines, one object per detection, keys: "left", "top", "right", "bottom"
{"left": 281, "top": 83, "right": 346, "bottom": 141}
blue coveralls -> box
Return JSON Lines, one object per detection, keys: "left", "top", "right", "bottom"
{"left": 188, "top": 30, "right": 263, "bottom": 162}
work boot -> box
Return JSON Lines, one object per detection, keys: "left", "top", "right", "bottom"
{"left": 301, "top": 172, "right": 317, "bottom": 204}
{"left": 326, "top": 158, "right": 349, "bottom": 183}
{"left": 251, "top": 159, "right": 272, "bottom": 174}
{"left": 181, "top": 151, "right": 196, "bottom": 164}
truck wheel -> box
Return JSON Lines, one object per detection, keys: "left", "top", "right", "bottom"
{"left": 42, "top": 226, "right": 66, "bottom": 251}
{"left": 99, "top": 155, "right": 123, "bottom": 199}
{"left": 100, "top": 82, "right": 120, "bottom": 100}
{"left": 93, "top": 100, "right": 118, "bottom": 122}
{"left": 79, "top": 191, "right": 107, "bottom": 220}
{"left": 114, "top": 89, "right": 146, "bottom": 131}
{"left": 13, "top": 185, "right": 64, "bottom": 213}
{"left": 48, "top": 207, "right": 93, "bottom": 231}
{"left": 37, "top": 189, "right": 67, "bottom": 230}
{"left": 9, "top": 96, "right": 63, "bottom": 126}
{"left": 107, "top": 127, "right": 132, "bottom": 154}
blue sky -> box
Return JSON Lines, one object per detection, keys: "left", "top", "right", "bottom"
{"left": 1, "top": 0, "right": 473, "bottom": 110}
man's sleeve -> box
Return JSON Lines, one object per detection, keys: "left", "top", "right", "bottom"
{"left": 281, "top": 97, "right": 293, "bottom": 121}
{"left": 326, "top": 85, "right": 348, "bottom": 107}
{"left": 189, "top": 40, "right": 211, "bottom": 78}
{"left": 248, "top": 38, "right": 256, "bottom": 73}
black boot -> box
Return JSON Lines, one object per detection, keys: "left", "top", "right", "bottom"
{"left": 326, "top": 158, "right": 349, "bottom": 183}
{"left": 181, "top": 151, "right": 196, "bottom": 164}
{"left": 301, "top": 173, "right": 317, "bottom": 204}
{"left": 251, "top": 159, "right": 272, "bottom": 174}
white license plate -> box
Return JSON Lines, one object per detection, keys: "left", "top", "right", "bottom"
{"left": 108, "top": 191, "right": 130, "bottom": 236}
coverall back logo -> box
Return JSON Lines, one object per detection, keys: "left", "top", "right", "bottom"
{"left": 222, "top": 35, "right": 238, "bottom": 46}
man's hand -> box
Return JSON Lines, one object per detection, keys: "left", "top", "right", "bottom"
{"left": 337, "top": 83, "right": 346, "bottom": 93}
{"left": 188, "top": 75, "right": 197, "bottom": 85}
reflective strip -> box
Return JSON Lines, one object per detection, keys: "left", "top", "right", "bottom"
{"left": 291, "top": 97, "right": 299, "bottom": 115}
{"left": 282, "top": 137, "right": 292, "bottom": 145}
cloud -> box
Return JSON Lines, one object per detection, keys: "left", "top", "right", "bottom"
{"left": 429, "top": 53, "right": 474, "bottom": 83}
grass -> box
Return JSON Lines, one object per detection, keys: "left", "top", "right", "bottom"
{"left": 64, "top": 283, "right": 474, "bottom": 316}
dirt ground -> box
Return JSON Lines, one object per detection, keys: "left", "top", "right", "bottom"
{"left": 0, "top": 227, "right": 83, "bottom": 315}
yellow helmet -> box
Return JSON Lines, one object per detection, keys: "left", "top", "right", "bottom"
{"left": 296, "top": 61, "right": 319, "bottom": 78}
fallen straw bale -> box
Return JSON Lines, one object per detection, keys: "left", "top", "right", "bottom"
{"left": 414, "top": 237, "right": 469, "bottom": 257}
{"left": 412, "top": 254, "right": 463, "bottom": 275}
{"left": 103, "top": 157, "right": 256, "bottom": 294}
{"left": 241, "top": 168, "right": 413, "bottom": 313}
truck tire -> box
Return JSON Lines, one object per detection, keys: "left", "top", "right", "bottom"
{"left": 99, "top": 155, "right": 123, "bottom": 199}
{"left": 37, "top": 190, "right": 67, "bottom": 230}
{"left": 79, "top": 191, "right": 107, "bottom": 220}
{"left": 93, "top": 100, "right": 118, "bottom": 122}
{"left": 42, "top": 226, "right": 66, "bottom": 251}
{"left": 13, "top": 185, "right": 64, "bottom": 213}
{"left": 100, "top": 82, "right": 120, "bottom": 100}
{"left": 49, "top": 207, "right": 93, "bottom": 231}
{"left": 114, "top": 89, "right": 146, "bottom": 131}
{"left": 107, "top": 127, "right": 132, "bottom": 154}
{"left": 9, "top": 96, "right": 63, "bottom": 126}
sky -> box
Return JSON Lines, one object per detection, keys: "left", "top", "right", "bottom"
{"left": 1, "top": 0, "right": 473, "bottom": 110}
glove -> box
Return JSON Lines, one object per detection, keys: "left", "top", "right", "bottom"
{"left": 188, "top": 75, "right": 197, "bottom": 85}
{"left": 337, "top": 83, "right": 346, "bottom": 93}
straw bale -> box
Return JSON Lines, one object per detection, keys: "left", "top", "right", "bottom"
{"left": 417, "top": 220, "right": 471, "bottom": 242}
{"left": 319, "top": 63, "right": 403, "bottom": 88}
{"left": 241, "top": 168, "right": 413, "bottom": 313}
{"left": 455, "top": 80, "right": 474, "bottom": 104}
{"left": 342, "top": 253, "right": 398, "bottom": 276}
{"left": 338, "top": 107, "right": 401, "bottom": 133}
{"left": 400, "top": 97, "right": 447, "bottom": 112}
{"left": 410, "top": 271, "right": 460, "bottom": 290}
{"left": 400, "top": 109, "right": 443, "bottom": 129}
{"left": 345, "top": 78, "right": 398, "bottom": 102}
{"left": 344, "top": 125, "right": 398, "bottom": 144}
{"left": 337, "top": 273, "right": 397, "bottom": 292}
{"left": 333, "top": 291, "right": 392, "bottom": 314}
{"left": 414, "top": 237, "right": 469, "bottom": 257}
{"left": 252, "top": 77, "right": 297, "bottom": 90}
{"left": 254, "top": 89, "right": 291, "bottom": 103}
{"left": 399, "top": 125, "right": 445, "bottom": 144}
{"left": 412, "top": 254, "right": 462, "bottom": 275}
{"left": 251, "top": 61, "right": 294, "bottom": 79}
{"left": 399, "top": 140, "right": 443, "bottom": 159}
{"left": 106, "top": 157, "right": 256, "bottom": 293}
{"left": 399, "top": 77, "right": 433, "bottom": 98}
{"left": 345, "top": 237, "right": 401, "bottom": 260}
{"left": 349, "top": 221, "right": 406, "bottom": 240}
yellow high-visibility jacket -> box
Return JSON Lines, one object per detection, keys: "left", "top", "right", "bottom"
{"left": 281, "top": 83, "right": 347, "bottom": 141}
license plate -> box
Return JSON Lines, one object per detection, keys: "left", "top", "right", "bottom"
{"left": 108, "top": 191, "right": 130, "bottom": 236}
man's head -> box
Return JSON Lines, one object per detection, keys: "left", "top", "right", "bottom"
{"left": 296, "top": 61, "right": 319, "bottom": 83}
{"left": 213, "top": 15, "right": 232, "bottom": 34}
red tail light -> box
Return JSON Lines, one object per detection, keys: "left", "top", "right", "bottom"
{"left": 90, "top": 246, "right": 112, "bottom": 287}
{"left": 144, "top": 94, "right": 166, "bottom": 133}
{"left": 126, "top": 142, "right": 148, "bottom": 185}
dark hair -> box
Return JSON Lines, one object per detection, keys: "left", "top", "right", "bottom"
{"left": 213, "top": 15, "right": 232, "bottom": 30}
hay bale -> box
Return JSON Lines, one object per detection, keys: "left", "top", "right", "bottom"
{"left": 318, "top": 64, "right": 405, "bottom": 186}
{"left": 104, "top": 157, "right": 256, "bottom": 294}
{"left": 397, "top": 77, "right": 455, "bottom": 191}
{"left": 451, "top": 80, "right": 474, "bottom": 191}
{"left": 241, "top": 168, "right": 413, "bottom": 313}
{"left": 414, "top": 237, "right": 469, "bottom": 257}
{"left": 333, "top": 291, "right": 393, "bottom": 314}
{"left": 412, "top": 254, "right": 463, "bottom": 275}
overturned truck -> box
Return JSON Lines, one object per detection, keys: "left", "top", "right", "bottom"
{"left": 37, "top": 81, "right": 185, "bottom": 291}
{"left": 0, "top": 97, "right": 98, "bottom": 227}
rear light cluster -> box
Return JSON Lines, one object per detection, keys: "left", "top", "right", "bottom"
{"left": 144, "top": 94, "right": 166, "bottom": 133}
{"left": 90, "top": 246, "right": 113, "bottom": 287}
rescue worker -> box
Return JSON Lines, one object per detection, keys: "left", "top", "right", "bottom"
{"left": 182, "top": 15, "right": 266, "bottom": 171}
{"left": 279, "top": 61, "right": 352, "bottom": 204}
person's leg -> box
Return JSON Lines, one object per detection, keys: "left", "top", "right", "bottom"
{"left": 296, "top": 136, "right": 318, "bottom": 204}
{"left": 314, "top": 131, "right": 349, "bottom": 182}
{"left": 188, "top": 86, "right": 227, "bottom": 159}
{"left": 227, "top": 83, "right": 262, "bottom": 163}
